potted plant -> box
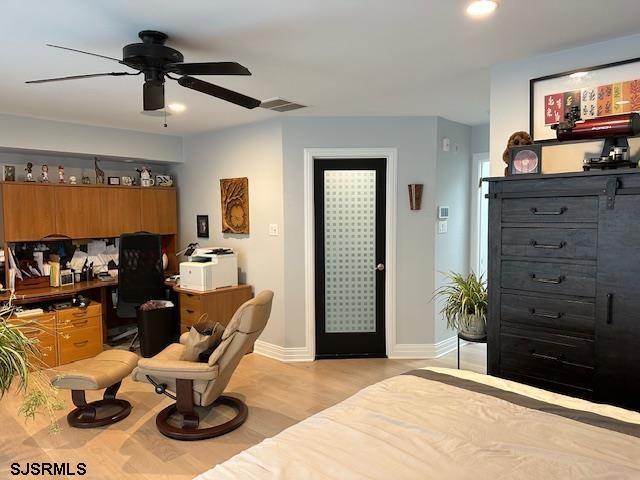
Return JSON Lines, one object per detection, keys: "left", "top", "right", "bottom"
{"left": 0, "top": 295, "right": 64, "bottom": 433}
{"left": 433, "top": 272, "right": 487, "bottom": 339}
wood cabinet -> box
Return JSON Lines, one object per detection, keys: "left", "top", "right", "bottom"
{"left": 177, "top": 284, "right": 253, "bottom": 333}
{"left": 0, "top": 182, "right": 177, "bottom": 241}
{"left": 1, "top": 183, "right": 57, "bottom": 241}
{"left": 487, "top": 170, "right": 640, "bottom": 411}
{"left": 141, "top": 188, "right": 177, "bottom": 234}
{"left": 55, "top": 186, "right": 105, "bottom": 238}
{"left": 12, "top": 313, "right": 58, "bottom": 369}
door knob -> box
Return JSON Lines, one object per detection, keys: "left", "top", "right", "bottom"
{"left": 375, "top": 263, "right": 385, "bottom": 271}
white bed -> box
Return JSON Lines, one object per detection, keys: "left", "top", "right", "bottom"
{"left": 196, "top": 367, "right": 640, "bottom": 480}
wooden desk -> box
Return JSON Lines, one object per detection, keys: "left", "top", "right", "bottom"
{"left": 174, "top": 284, "right": 253, "bottom": 333}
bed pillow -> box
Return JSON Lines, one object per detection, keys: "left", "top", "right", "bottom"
{"left": 180, "top": 324, "right": 223, "bottom": 362}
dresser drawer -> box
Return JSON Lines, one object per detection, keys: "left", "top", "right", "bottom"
{"left": 501, "top": 293, "right": 595, "bottom": 335}
{"left": 502, "top": 196, "right": 598, "bottom": 223}
{"left": 57, "top": 313, "right": 102, "bottom": 331}
{"left": 180, "top": 306, "right": 205, "bottom": 327}
{"left": 502, "top": 260, "right": 596, "bottom": 297}
{"left": 58, "top": 325, "right": 103, "bottom": 364}
{"left": 501, "top": 327, "right": 594, "bottom": 367}
{"left": 57, "top": 304, "right": 102, "bottom": 323}
{"left": 502, "top": 227, "right": 597, "bottom": 260}
{"left": 180, "top": 292, "right": 203, "bottom": 311}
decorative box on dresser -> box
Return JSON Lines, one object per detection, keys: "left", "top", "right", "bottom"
{"left": 487, "top": 169, "right": 640, "bottom": 411}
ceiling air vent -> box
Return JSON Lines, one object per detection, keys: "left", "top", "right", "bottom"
{"left": 261, "top": 97, "right": 307, "bottom": 112}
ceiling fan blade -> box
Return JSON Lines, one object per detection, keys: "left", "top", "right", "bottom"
{"left": 26, "top": 72, "right": 133, "bottom": 84}
{"left": 143, "top": 80, "right": 165, "bottom": 111}
{"left": 46, "top": 44, "right": 122, "bottom": 63}
{"left": 165, "top": 62, "right": 251, "bottom": 76}
{"left": 177, "top": 76, "right": 261, "bottom": 109}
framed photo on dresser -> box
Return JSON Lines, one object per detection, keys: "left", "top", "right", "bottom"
{"left": 530, "top": 56, "right": 640, "bottom": 141}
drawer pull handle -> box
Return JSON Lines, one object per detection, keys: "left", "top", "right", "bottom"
{"left": 530, "top": 207, "right": 567, "bottom": 216}
{"left": 606, "top": 293, "right": 613, "bottom": 324}
{"left": 530, "top": 240, "right": 566, "bottom": 249}
{"left": 531, "top": 351, "right": 565, "bottom": 362}
{"left": 73, "top": 340, "right": 89, "bottom": 347}
{"left": 530, "top": 274, "right": 565, "bottom": 284}
{"left": 73, "top": 311, "right": 88, "bottom": 317}
{"left": 186, "top": 309, "right": 194, "bottom": 314}
{"left": 71, "top": 320, "right": 88, "bottom": 327}
{"left": 529, "top": 308, "right": 563, "bottom": 319}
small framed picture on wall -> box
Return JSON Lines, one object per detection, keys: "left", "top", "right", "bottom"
{"left": 196, "top": 215, "right": 209, "bottom": 238}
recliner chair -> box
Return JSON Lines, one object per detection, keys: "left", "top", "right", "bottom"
{"left": 132, "top": 290, "right": 273, "bottom": 440}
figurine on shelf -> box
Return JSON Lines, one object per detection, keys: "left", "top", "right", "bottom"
{"left": 69, "top": 175, "right": 77, "bottom": 185}
{"left": 25, "top": 162, "right": 35, "bottom": 182}
{"left": 41, "top": 164, "right": 50, "bottom": 182}
{"left": 58, "top": 165, "right": 65, "bottom": 183}
{"left": 136, "top": 166, "right": 154, "bottom": 187}
{"left": 82, "top": 175, "right": 91, "bottom": 185}
{"left": 94, "top": 157, "right": 105, "bottom": 184}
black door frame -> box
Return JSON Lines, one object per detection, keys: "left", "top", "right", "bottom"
{"left": 313, "top": 158, "right": 387, "bottom": 359}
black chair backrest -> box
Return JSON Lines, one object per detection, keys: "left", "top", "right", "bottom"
{"left": 118, "top": 232, "right": 165, "bottom": 305}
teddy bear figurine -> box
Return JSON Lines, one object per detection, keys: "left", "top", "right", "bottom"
{"left": 502, "top": 131, "right": 533, "bottom": 175}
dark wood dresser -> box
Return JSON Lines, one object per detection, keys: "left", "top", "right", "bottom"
{"left": 487, "top": 169, "right": 640, "bottom": 410}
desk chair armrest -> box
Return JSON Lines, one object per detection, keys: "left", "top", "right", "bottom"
{"left": 137, "top": 358, "right": 219, "bottom": 381}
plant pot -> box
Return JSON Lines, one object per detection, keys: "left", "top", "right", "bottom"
{"left": 460, "top": 314, "right": 486, "bottom": 340}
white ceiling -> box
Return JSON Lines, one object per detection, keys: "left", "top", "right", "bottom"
{"left": 2, "top": 0, "right": 640, "bottom": 135}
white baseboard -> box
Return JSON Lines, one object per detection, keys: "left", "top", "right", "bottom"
{"left": 253, "top": 340, "right": 315, "bottom": 362}
{"left": 388, "top": 336, "right": 459, "bottom": 359}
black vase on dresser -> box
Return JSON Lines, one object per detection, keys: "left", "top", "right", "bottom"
{"left": 487, "top": 169, "right": 640, "bottom": 411}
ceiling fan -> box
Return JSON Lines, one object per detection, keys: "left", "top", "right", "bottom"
{"left": 26, "top": 30, "right": 262, "bottom": 111}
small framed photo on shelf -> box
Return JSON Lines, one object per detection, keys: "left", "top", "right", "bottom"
{"left": 509, "top": 144, "right": 542, "bottom": 175}
{"left": 3, "top": 165, "right": 15, "bottom": 181}
{"left": 197, "top": 215, "right": 209, "bottom": 238}
{"left": 108, "top": 176, "right": 121, "bottom": 185}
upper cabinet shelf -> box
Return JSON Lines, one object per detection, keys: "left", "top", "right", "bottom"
{"left": 0, "top": 183, "right": 177, "bottom": 241}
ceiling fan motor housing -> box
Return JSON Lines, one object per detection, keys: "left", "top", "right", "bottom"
{"left": 122, "top": 30, "right": 184, "bottom": 82}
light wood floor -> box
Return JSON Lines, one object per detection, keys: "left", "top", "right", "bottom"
{"left": 0, "top": 343, "right": 486, "bottom": 480}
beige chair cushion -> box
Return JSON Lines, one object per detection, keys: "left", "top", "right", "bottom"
{"left": 179, "top": 324, "right": 223, "bottom": 361}
{"left": 51, "top": 350, "right": 139, "bottom": 391}
{"left": 136, "top": 343, "right": 219, "bottom": 381}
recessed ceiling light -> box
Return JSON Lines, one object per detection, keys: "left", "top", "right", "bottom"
{"left": 168, "top": 103, "right": 186, "bottom": 113}
{"left": 466, "top": 0, "right": 498, "bottom": 17}
{"left": 569, "top": 71, "right": 589, "bottom": 79}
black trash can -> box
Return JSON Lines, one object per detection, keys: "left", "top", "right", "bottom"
{"left": 136, "top": 305, "right": 178, "bottom": 358}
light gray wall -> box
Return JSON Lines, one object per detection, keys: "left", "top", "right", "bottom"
{"left": 433, "top": 118, "right": 472, "bottom": 343}
{"left": 172, "top": 120, "right": 286, "bottom": 346}
{"left": 471, "top": 123, "right": 489, "bottom": 155}
{"left": 490, "top": 33, "right": 640, "bottom": 176}
{"left": 0, "top": 113, "right": 182, "bottom": 164}
{"left": 281, "top": 116, "right": 439, "bottom": 346}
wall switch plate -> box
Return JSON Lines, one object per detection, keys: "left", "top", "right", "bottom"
{"left": 269, "top": 224, "right": 279, "bottom": 236}
{"left": 442, "top": 138, "right": 451, "bottom": 152}
{"left": 438, "top": 220, "right": 448, "bottom": 234}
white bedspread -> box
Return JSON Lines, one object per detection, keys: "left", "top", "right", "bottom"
{"left": 196, "top": 367, "right": 640, "bottom": 480}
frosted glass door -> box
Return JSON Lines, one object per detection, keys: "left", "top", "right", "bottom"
{"left": 314, "top": 158, "right": 386, "bottom": 358}
{"left": 324, "top": 170, "right": 376, "bottom": 333}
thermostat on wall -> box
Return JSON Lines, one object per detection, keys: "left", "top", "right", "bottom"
{"left": 438, "top": 206, "right": 450, "bottom": 219}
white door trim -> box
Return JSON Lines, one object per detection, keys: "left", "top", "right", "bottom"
{"left": 469, "top": 152, "right": 489, "bottom": 275}
{"left": 304, "top": 148, "right": 398, "bottom": 358}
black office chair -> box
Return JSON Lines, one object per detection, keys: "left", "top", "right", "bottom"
{"left": 111, "top": 232, "right": 166, "bottom": 351}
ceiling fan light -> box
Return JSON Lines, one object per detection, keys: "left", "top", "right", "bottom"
{"left": 168, "top": 103, "right": 187, "bottom": 113}
{"left": 466, "top": 0, "right": 498, "bottom": 17}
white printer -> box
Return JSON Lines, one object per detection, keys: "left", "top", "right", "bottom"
{"left": 179, "top": 247, "right": 238, "bottom": 291}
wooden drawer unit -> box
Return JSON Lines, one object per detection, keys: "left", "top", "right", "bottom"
{"left": 501, "top": 293, "right": 594, "bottom": 335}
{"left": 180, "top": 305, "right": 205, "bottom": 329}
{"left": 502, "top": 260, "right": 595, "bottom": 297}
{"left": 13, "top": 313, "right": 58, "bottom": 369}
{"left": 501, "top": 196, "right": 598, "bottom": 223}
{"left": 56, "top": 304, "right": 103, "bottom": 364}
{"left": 57, "top": 325, "right": 103, "bottom": 365}
{"left": 502, "top": 227, "right": 597, "bottom": 260}
{"left": 180, "top": 291, "right": 203, "bottom": 311}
